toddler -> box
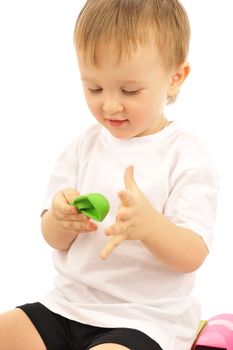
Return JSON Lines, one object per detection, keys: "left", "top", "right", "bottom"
{"left": 0, "top": 1, "right": 218, "bottom": 349}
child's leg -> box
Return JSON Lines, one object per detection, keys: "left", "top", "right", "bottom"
{"left": 0, "top": 308, "right": 46, "bottom": 350}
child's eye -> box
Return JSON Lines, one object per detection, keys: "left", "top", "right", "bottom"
{"left": 88, "top": 88, "right": 103, "bottom": 94}
{"left": 122, "top": 89, "right": 140, "bottom": 95}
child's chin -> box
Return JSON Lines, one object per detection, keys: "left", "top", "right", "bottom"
{"left": 104, "top": 125, "right": 132, "bottom": 139}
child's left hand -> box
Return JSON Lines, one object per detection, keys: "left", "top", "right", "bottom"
{"left": 101, "top": 165, "right": 158, "bottom": 259}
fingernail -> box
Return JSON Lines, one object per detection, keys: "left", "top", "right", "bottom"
{"left": 104, "top": 229, "right": 108, "bottom": 235}
{"left": 88, "top": 223, "right": 97, "bottom": 230}
{"left": 100, "top": 253, "right": 107, "bottom": 260}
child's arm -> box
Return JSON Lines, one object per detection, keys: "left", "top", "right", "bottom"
{"left": 101, "top": 166, "right": 208, "bottom": 273}
{"left": 41, "top": 188, "right": 97, "bottom": 250}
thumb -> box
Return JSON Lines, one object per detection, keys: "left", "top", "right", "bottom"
{"left": 124, "top": 165, "right": 140, "bottom": 192}
{"left": 61, "top": 188, "right": 80, "bottom": 204}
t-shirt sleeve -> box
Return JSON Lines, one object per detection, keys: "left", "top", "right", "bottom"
{"left": 164, "top": 138, "right": 219, "bottom": 250}
{"left": 41, "top": 139, "right": 79, "bottom": 211}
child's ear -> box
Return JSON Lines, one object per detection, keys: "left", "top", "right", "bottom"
{"left": 168, "top": 62, "right": 190, "bottom": 98}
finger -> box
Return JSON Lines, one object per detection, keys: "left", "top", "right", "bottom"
{"left": 53, "top": 191, "right": 78, "bottom": 216}
{"left": 104, "top": 221, "right": 128, "bottom": 236}
{"left": 124, "top": 165, "right": 139, "bottom": 192}
{"left": 62, "top": 220, "right": 97, "bottom": 234}
{"left": 61, "top": 188, "right": 80, "bottom": 204}
{"left": 100, "top": 235, "right": 125, "bottom": 260}
{"left": 118, "top": 190, "right": 134, "bottom": 207}
{"left": 117, "top": 208, "right": 133, "bottom": 221}
{"left": 63, "top": 213, "right": 91, "bottom": 222}
{"left": 53, "top": 205, "right": 89, "bottom": 221}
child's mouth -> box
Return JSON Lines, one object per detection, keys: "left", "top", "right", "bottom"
{"left": 107, "top": 119, "right": 128, "bottom": 128}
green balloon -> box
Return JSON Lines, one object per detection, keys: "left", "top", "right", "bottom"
{"left": 71, "top": 193, "right": 110, "bottom": 222}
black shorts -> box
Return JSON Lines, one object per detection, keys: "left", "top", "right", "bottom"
{"left": 17, "top": 302, "right": 162, "bottom": 350}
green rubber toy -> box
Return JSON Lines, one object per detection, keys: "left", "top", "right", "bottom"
{"left": 71, "top": 193, "right": 110, "bottom": 222}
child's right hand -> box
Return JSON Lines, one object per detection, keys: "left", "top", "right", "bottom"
{"left": 51, "top": 188, "right": 98, "bottom": 235}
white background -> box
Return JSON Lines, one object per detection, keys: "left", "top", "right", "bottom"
{"left": 0, "top": 1, "right": 232, "bottom": 319}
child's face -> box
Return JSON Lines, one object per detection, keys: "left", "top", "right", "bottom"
{"left": 78, "top": 44, "right": 175, "bottom": 139}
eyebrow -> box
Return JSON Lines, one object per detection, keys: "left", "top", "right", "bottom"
{"left": 81, "top": 78, "right": 97, "bottom": 82}
{"left": 121, "top": 80, "right": 146, "bottom": 85}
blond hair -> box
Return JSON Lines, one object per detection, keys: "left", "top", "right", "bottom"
{"left": 74, "top": 0, "right": 191, "bottom": 103}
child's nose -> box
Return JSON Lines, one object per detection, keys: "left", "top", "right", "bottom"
{"left": 102, "top": 97, "right": 123, "bottom": 114}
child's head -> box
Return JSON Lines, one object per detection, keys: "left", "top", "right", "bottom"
{"left": 74, "top": 0, "right": 191, "bottom": 139}
{"left": 74, "top": 0, "right": 190, "bottom": 72}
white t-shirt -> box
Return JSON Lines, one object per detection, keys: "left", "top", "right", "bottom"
{"left": 40, "top": 121, "right": 218, "bottom": 350}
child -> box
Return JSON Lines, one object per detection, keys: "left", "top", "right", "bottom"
{"left": 0, "top": 1, "right": 218, "bottom": 349}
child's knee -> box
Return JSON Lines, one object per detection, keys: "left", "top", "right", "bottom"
{"left": 0, "top": 309, "right": 46, "bottom": 350}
